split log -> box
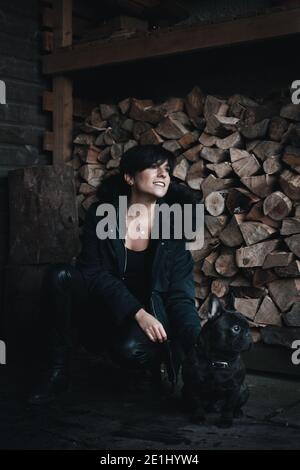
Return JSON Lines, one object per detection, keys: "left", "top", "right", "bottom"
{"left": 239, "top": 221, "right": 276, "bottom": 246}
{"left": 253, "top": 269, "right": 278, "bottom": 287}
{"left": 226, "top": 188, "right": 260, "bottom": 215}
{"left": 205, "top": 191, "right": 227, "bottom": 216}
{"left": 124, "top": 140, "right": 137, "bottom": 152}
{"left": 280, "top": 103, "right": 300, "bottom": 121}
{"left": 206, "top": 162, "right": 232, "bottom": 178}
{"left": 274, "top": 260, "right": 300, "bottom": 278}
{"left": 200, "top": 147, "right": 227, "bottom": 163}
{"left": 216, "top": 132, "right": 243, "bottom": 150}
{"left": 201, "top": 174, "right": 234, "bottom": 199}
{"left": 241, "top": 175, "right": 276, "bottom": 198}
{"left": 254, "top": 296, "right": 281, "bottom": 326}
{"left": 234, "top": 298, "right": 260, "bottom": 320}
{"left": 183, "top": 144, "right": 203, "bottom": 162}
{"left": 285, "top": 234, "right": 300, "bottom": 257}
{"left": 282, "top": 146, "right": 300, "bottom": 174}
{"left": 129, "top": 99, "right": 163, "bottom": 124}
{"left": 263, "top": 155, "right": 282, "bottom": 175}
{"left": 204, "top": 95, "right": 226, "bottom": 119}
{"left": 280, "top": 169, "right": 300, "bottom": 201}
{"left": 244, "top": 102, "right": 280, "bottom": 125}
{"left": 236, "top": 239, "right": 279, "bottom": 268}
{"left": 239, "top": 119, "right": 269, "bottom": 140}
{"left": 199, "top": 132, "right": 217, "bottom": 147}
{"left": 280, "top": 217, "right": 300, "bottom": 235}
{"left": 74, "top": 134, "right": 95, "bottom": 146}
{"left": 79, "top": 182, "right": 96, "bottom": 196}
{"left": 263, "top": 251, "right": 294, "bottom": 269}
{"left": 211, "top": 278, "right": 231, "bottom": 297}
{"left": 228, "top": 94, "right": 258, "bottom": 119}
{"left": 268, "top": 116, "right": 289, "bottom": 142}
{"left": 201, "top": 251, "right": 219, "bottom": 277}
{"left": 162, "top": 140, "right": 182, "bottom": 155}
{"left": 215, "top": 252, "right": 238, "bottom": 278}
{"left": 172, "top": 157, "right": 190, "bottom": 181}
{"left": 263, "top": 191, "right": 292, "bottom": 220}
{"left": 245, "top": 201, "right": 280, "bottom": 228}
{"left": 283, "top": 303, "right": 300, "bottom": 327}
{"left": 161, "top": 97, "right": 185, "bottom": 115}
{"left": 251, "top": 140, "right": 282, "bottom": 161}
{"left": 268, "top": 278, "right": 300, "bottom": 312}
{"left": 133, "top": 121, "right": 151, "bottom": 140}
{"left": 178, "top": 131, "right": 200, "bottom": 149}
{"left": 230, "top": 148, "right": 260, "bottom": 178}
{"left": 205, "top": 114, "right": 239, "bottom": 137}
{"left": 205, "top": 215, "right": 228, "bottom": 237}
{"left": 186, "top": 160, "right": 205, "bottom": 190}
{"left": 185, "top": 86, "right": 204, "bottom": 119}
{"left": 219, "top": 214, "right": 244, "bottom": 247}
{"left": 139, "top": 128, "right": 163, "bottom": 145}
{"left": 118, "top": 97, "right": 131, "bottom": 115}
{"left": 156, "top": 115, "right": 189, "bottom": 139}
{"left": 100, "top": 103, "right": 118, "bottom": 120}
{"left": 79, "top": 164, "right": 105, "bottom": 187}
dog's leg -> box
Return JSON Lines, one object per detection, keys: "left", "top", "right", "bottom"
{"left": 218, "top": 388, "right": 241, "bottom": 428}
{"left": 234, "top": 383, "right": 250, "bottom": 417}
{"left": 181, "top": 384, "right": 206, "bottom": 424}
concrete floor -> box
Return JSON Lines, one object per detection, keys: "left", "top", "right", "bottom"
{"left": 0, "top": 351, "right": 300, "bottom": 450}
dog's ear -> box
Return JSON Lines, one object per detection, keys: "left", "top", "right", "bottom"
{"left": 208, "top": 294, "right": 223, "bottom": 320}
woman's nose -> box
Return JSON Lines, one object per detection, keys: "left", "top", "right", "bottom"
{"left": 157, "top": 168, "right": 167, "bottom": 178}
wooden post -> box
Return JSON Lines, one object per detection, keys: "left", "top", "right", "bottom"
{"left": 53, "top": 0, "right": 73, "bottom": 164}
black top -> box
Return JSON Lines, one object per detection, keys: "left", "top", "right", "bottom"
{"left": 123, "top": 245, "right": 153, "bottom": 311}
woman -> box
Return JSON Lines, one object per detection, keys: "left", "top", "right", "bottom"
{"left": 29, "top": 145, "right": 201, "bottom": 405}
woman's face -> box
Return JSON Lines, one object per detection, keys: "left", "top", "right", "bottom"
{"left": 126, "top": 160, "right": 171, "bottom": 199}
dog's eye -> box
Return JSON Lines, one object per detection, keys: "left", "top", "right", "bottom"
{"left": 232, "top": 325, "right": 241, "bottom": 333}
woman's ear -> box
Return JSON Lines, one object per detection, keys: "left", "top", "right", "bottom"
{"left": 124, "top": 173, "right": 134, "bottom": 187}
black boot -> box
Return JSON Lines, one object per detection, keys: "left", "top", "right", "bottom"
{"left": 28, "top": 264, "right": 75, "bottom": 405}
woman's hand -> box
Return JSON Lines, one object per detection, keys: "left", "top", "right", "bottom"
{"left": 135, "top": 308, "right": 167, "bottom": 343}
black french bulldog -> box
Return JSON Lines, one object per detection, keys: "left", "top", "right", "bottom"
{"left": 182, "top": 295, "right": 252, "bottom": 428}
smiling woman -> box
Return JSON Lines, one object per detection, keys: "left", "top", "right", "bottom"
{"left": 28, "top": 145, "right": 202, "bottom": 405}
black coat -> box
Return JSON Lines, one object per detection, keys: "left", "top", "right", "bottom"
{"left": 76, "top": 181, "right": 201, "bottom": 381}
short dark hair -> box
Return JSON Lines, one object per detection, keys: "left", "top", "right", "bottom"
{"left": 119, "top": 144, "right": 174, "bottom": 178}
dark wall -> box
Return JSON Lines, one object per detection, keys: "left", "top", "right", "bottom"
{"left": 0, "top": 0, "right": 51, "bottom": 313}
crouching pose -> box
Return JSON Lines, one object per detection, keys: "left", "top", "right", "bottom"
{"left": 29, "top": 144, "right": 201, "bottom": 405}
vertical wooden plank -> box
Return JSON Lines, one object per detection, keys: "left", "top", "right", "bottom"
{"left": 53, "top": 76, "right": 73, "bottom": 163}
{"left": 53, "top": 0, "right": 72, "bottom": 48}
{"left": 52, "top": 0, "right": 73, "bottom": 163}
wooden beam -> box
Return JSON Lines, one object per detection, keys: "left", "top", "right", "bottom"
{"left": 52, "top": 1, "right": 73, "bottom": 164}
{"left": 53, "top": 77, "right": 73, "bottom": 163}
{"left": 43, "top": 91, "right": 95, "bottom": 118}
{"left": 43, "top": 9, "right": 300, "bottom": 74}
{"left": 53, "top": 0, "right": 72, "bottom": 48}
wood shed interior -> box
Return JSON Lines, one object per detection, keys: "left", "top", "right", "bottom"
{"left": 1, "top": 0, "right": 300, "bottom": 376}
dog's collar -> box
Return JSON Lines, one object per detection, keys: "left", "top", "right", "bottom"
{"left": 210, "top": 361, "right": 229, "bottom": 369}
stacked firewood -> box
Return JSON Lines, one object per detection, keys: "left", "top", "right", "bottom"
{"left": 69, "top": 87, "right": 300, "bottom": 344}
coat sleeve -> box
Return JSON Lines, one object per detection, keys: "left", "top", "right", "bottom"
{"left": 76, "top": 203, "right": 143, "bottom": 326}
{"left": 165, "top": 240, "right": 201, "bottom": 351}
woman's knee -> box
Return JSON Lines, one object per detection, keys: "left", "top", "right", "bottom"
{"left": 44, "top": 263, "right": 75, "bottom": 291}
{"left": 117, "top": 336, "right": 163, "bottom": 369}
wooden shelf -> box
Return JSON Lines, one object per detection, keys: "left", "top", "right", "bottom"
{"left": 43, "top": 8, "right": 300, "bottom": 75}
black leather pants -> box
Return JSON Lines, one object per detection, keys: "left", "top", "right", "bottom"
{"left": 41, "top": 263, "right": 165, "bottom": 372}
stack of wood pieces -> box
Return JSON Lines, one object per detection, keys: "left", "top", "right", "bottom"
{"left": 69, "top": 87, "right": 300, "bottom": 347}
